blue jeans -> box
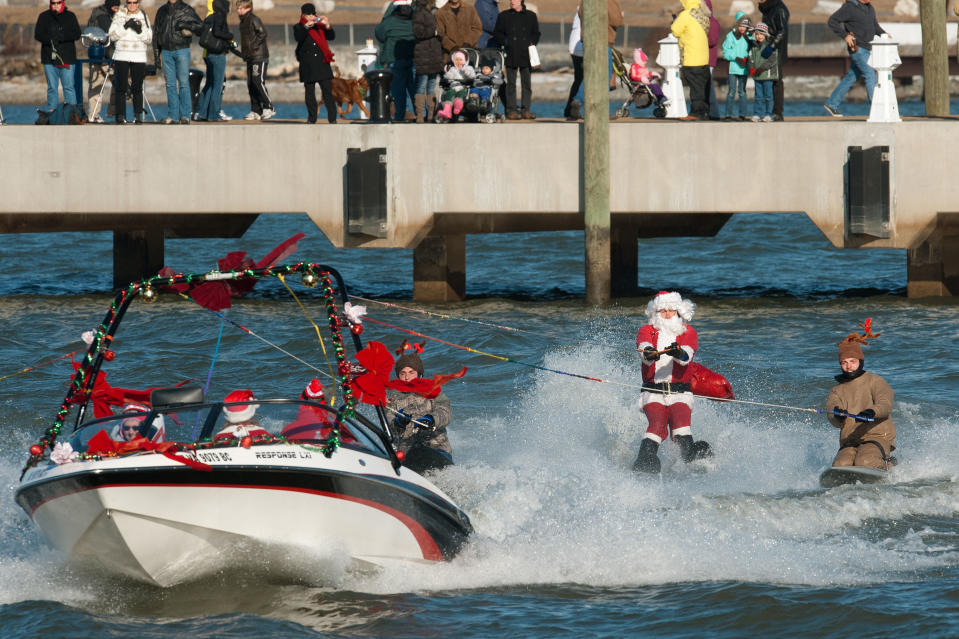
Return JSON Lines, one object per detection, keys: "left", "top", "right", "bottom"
{"left": 43, "top": 63, "right": 76, "bottom": 110}
{"left": 390, "top": 59, "right": 414, "bottom": 120}
{"left": 725, "top": 73, "right": 748, "bottom": 118}
{"left": 754, "top": 80, "right": 773, "bottom": 117}
{"left": 825, "top": 47, "right": 877, "bottom": 111}
{"left": 161, "top": 47, "right": 191, "bottom": 120}
{"left": 415, "top": 73, "right": 437, "bottom": 95}
{"left": 196, "top": 53, "right": 226, "bottom": 121}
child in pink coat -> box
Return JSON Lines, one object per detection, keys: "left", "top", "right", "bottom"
{"left": 629, "top": 47, "right": 669, "bottom": 108}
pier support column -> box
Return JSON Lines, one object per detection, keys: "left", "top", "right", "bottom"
{"left": 611, "top": 220, "right": 639, "bottom": 297}
{"left": 113, "top": 229, "right": 164, "bottom": 289}
{"left": 413, "top": 234, "right": 465, "bottom": 302}
{"left": 906, "top": 213, "right": 959, "bottom": 297}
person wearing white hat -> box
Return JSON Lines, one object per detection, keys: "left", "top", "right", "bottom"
{"left": 632, "top": 291, "right": 712, "bottom": 473}
{"left": 216, "top": 389, "right": 270, "bottom": 439}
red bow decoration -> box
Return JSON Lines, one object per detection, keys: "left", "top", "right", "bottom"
{"left": 157, "top": 233, "right": 306, "bottom": 311}
{"left": 85, "top": 429, "right": 212, "bottom": 471}
{"left": 352, "top": 341, "right": 394, "bottom": 405}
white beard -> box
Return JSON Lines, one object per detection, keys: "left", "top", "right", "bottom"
{"left": 651, "top": 313, "right": 685, "bottom": 336}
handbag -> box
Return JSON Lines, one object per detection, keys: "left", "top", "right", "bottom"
{"left": 527, "top": 44, "right": 540, "bottom": 68}
{"left": 199, "top": 16, "right": 225, "bottom": 53}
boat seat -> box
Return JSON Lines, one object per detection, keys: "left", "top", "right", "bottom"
{"left": 151, "top": 386, "right": 204, "bottom": 408}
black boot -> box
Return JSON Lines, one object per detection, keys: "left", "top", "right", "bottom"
{"left": 632, "top": 438, "right": 661, "bottom": 474}
{"left": 675, "top": 435, "right": 713, "bottom": 463}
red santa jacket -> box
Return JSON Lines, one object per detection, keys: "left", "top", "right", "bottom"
{"left": 636, "top": 324, "right": 698, "bottom": 384}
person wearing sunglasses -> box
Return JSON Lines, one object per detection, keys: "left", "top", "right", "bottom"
{"left": 109, "top": 0, "right": 153, "bottom": 123}
{"left": 34, "top": 0, "right": 82, "bottom": 115}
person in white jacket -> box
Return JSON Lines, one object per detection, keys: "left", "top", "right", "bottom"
{"left": 109, "top": 0, "right": 153, "bottom": 123}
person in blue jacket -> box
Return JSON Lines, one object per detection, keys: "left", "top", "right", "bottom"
{"left": 721, "top": 13, "right": 751, "bottom": 120}
{"left": 475, "top": 0, "right": 499, "bottom": 48}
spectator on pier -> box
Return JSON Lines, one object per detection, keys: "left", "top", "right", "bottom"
{"left": 722, "top": 13, "right": 751, "bottom": 120}
{"left": 293, "top": 3, "right": 337, "bottom": 124}
{"left": 563, "top": 8, "right": 583, "bottom": 120}
{"left": 238, "top": 0, "right": 274, "bottom": 120}
{"left": 701, "top": 0, "right": 721, "bottom": 119}
{"left": 411, "top": 0, "right": 443, "bottom": 123}
{"left": 748, "top": 22, "right": 779, "bottom": 122}
{"left": 475, "top": 0, "right": 499, "bottom": 48}
{"left": 823, "top": 0, "right": 884, "bottom": 117}
{"left": 194, "top": 0, "right": 234, "bottom": 122}
{"left": 632, "top": 291, "right": 712, "bottom": 474}
{"left": 152, "top": 0, "right": 202, "bottom": 124}
{"left": 629, "top": 47, "right": 668, "bottom": 109}
{"left": 375, "top": 0, "right": 416, "bottom": 121}
{"left": 825, "top": 321, "right": 896, "bottom": 469}
{"left": 759, "top": 0, "right": 789, "bottom": 120}
{"left": 575, "top": 0, "right": 624, "bottom": 93}
{"left": 35, "top": 0, "right": 82, "bottom": 116}
{"left": 670, "top": 0, "right": 710, "bottom": 121}
{"left": 436, "top": 0, "right": 482, "bottom": 61}
{"left": 87, "top": 0, "right": 120, "bottom": 122}
{"left": 493, "top": 0, "right": 540, "bottom": 120}
{"left": 109, "top": 0, "right": 153, "bottom": 124}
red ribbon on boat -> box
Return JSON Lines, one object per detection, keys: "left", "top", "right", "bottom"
{"left": 85, "top": 429, "right": 213, "bottom": 471}
{"left": 351, "top": 341, "right": 467, "bottom": 403}
{"left": 688, "top": 362, "right": 735, "bottom": 400}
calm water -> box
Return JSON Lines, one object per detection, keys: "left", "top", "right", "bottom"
{"left": 1, "top": 213, "right": 958, "bottom": 634}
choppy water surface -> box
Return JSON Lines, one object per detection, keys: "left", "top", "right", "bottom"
{"left": 0, "top": 213, "right": 957, "bottom": 638}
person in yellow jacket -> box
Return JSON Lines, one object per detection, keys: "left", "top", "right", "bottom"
{"left": 670, "top": 0, "right": 709, "bottom": 120}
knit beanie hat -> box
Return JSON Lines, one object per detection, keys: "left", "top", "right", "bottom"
{"left": 837, "top": 318, "right": 879, "bottom": 363}
{"left": 394, "top": 341, "right": 425, "bottom": 377}
{"left": 754, "top": 22, "right": 769, "bottom": 35}
{"left": 106, "top": 0, "right": 121, "bottom": 8}
{"left": 301, "top": 3, "right": 316, "bottom": 13}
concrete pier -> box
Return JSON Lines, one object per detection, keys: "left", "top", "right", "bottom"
{"left": 0, "top": 120, "right": 956, "bottom": 298}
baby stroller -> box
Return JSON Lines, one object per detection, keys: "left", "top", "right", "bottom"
{"left": 464, "top": 48, "right": 505, "bottom": 123}
{"left": 609, "top": 47, "right": 666, "bottom": 119}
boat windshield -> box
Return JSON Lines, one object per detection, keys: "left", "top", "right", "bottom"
{"left": 65, "top": 400, "right": 390, "bottom": 458}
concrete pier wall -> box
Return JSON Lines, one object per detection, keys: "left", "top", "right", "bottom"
{"left": 1, "top": 120, "right": 956, "bottom": 296}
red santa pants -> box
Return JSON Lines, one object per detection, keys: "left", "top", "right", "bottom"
{"left": 642, "top": 401, "right": 692, "bottom": 443}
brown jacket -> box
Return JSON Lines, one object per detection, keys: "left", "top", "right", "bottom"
{"left": 825, "top": 371, "right": 896, "bottom": 452}
{"left": 435, "top": 2, "right": 482, "bottom": 55}
{"left": 577, "top": 0, "right": 624, "bottom": 46}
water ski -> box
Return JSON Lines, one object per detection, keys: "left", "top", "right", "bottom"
{"left": 819, "top": 465, "right": 889, "bottom": 488}
{"left": 402, "top": 444, "right": 453, "bottom": 475}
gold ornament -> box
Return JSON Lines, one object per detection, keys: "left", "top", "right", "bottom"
{"left": 301, "top": 271, "right": 318, "bottom": 288}
{"left": 141, "top": 286, "right": 158, "bottom": 303}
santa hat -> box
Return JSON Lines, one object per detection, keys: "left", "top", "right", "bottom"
{"left": 223, "top": 389, "right": 258, "bottom": 423}
{"left": 633, "top": 48, "right": 647, "bottom": 65}
{"left": 645, "top": 291, "right": 695, "bottom": 322}
{"left": 301, "top": 378, "right": 325, "bottom": 401}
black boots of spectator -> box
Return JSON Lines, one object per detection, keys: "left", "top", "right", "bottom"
{"left": 675, "top": 435, "right": 713, "bottom": 463}
{"left": 633, "top": 436, "right": 713, "bottom": 474}
{"left": 632, "top": 438, "right": 661, "bottom": 474}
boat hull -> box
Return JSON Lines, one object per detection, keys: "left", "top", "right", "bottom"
{"left": 16, "top": 445, "right": 472, "bottom": 586}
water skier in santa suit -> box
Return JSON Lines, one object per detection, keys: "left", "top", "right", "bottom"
{"left": 632, "top": 291, "right": 713, "bottom": 474}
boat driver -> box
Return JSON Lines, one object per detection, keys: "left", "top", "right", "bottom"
{"left": 110, "top": 402, "right": 165, "bottom": 443}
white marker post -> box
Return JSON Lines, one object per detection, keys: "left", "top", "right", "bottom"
{"left": 656, "top": 33, "right": 688, "bottom": 119}
{"left": 867, "top": 34, "right": 902, "bottom": 123}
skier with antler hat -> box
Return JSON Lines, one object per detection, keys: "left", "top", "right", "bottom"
{"left": 825, "top": 318, "right": 896, "bottom": 469}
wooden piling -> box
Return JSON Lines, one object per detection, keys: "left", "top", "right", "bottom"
{"left": 919, "top": 0, "right": 949, "bottom": 116}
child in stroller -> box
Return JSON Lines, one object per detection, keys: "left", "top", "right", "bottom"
{"left": 465, "top": 48, "right": 505, "bottom": 123}
{"left": 437, "top": 49, "right": 476, "bottom": 123}
{"left": 609, "top": 47, "right": 668, "bottom": 119}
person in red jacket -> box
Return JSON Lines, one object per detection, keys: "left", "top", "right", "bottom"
{"left": 632, "top": 291, "right": 712, "bottom": 473}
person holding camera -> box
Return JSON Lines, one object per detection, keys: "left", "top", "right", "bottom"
{"left": 87, "top": 0, "right": 119, "bottom": 122}
{"left": 293, "top": 3, "right": 336, "bottom": 124}
{"left": 152, "top": 0, "right": 202, "bottom": 124}
{"left": 109, "top": 0, "right": 152, "bottom": 123}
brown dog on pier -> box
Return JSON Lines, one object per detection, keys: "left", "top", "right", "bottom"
{"left": 320, "top": 74, "right": 370, "bottom": 118}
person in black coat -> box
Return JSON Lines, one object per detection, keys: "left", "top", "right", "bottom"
{"left": 411, "top": 0, "right": 443, "bottom": 122}
{"left": 35, "top": 0, "right": 82, "bottom": 113}
{"left": 294, "top": 3, "right": 337, "bottom": 123}
{"left": 492, "top": 0, "right": 539, "bottom": 119}
{"left": 759, "top": 0, "right": 789, "bottom": 120}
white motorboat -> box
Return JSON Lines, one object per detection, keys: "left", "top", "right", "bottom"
{"left": 14, "top": 262, "right": 473, "bottom": 587}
